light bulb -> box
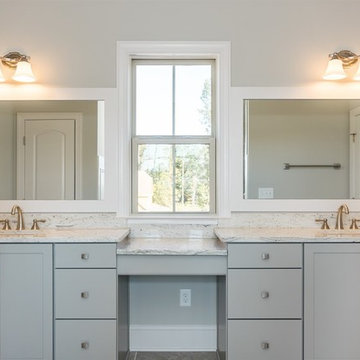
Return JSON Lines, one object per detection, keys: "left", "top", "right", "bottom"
{"left": 353, "top": 64, "right": 360, "bottom": 81}
{"left": 0, "top": 66, "right": 5, "bottom": 82}
{"left": 323, "top": 58, "right": 346, "bottom": 80}
{"left": 12, "top": 60, "right": 35, "bottom": 82}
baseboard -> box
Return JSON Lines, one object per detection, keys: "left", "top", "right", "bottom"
{"left": 129, "top": 325, "right": 217, "bottom": 351}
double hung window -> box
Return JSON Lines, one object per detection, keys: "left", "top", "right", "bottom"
{"left": 132, "top": 59, "right": 215, "bottom": 214}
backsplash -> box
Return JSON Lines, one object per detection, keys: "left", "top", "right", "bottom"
{"left": 0, "top": 211, "right": 352, "bottom": 238}
{"left": 218, "top": 212, "right": 342, "bottom": 228}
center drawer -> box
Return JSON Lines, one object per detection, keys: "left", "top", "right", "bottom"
{"left": 55, "top": 243, "right": 116, "bottom": 269}
{"left": 228, "top": 268, "right": 302, "bottom": 318}
{"left": 55, "top": 269, "right": 117, "bottom": 319}
{"left": 228, "top": 243, "right": 302, "bottom": 268}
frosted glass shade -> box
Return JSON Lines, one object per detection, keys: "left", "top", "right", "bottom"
{"left": 353, "top": 64, "right": 360, "bottom": 80}
{"left": 323, "top": 59, "right": 346, "bottom": 80}
{"left": 0, "top": 66, "right": 5, "bottom": 82}
{"left": 12, "top": 61, "right": 35, "bottom": 82}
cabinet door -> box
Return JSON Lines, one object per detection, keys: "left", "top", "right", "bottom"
{"left": 304, "top": 244, "right": 360, "bottom": 360}
{"left": 0, "top": 244, "right": 53, "bottom": 360}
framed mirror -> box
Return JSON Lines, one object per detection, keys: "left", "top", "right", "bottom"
{"left": 0, "top": 87, "right": 117, "bottom": 212}
{"left": 244, "top": 99, "right": 360, "bottom": 200}
{"left": 231, "top": 85, "right": 360, "bottom": 212}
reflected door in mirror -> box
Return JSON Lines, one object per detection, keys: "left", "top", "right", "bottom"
{"left": 17, "top": 113, "right": 82, "bottom": 200}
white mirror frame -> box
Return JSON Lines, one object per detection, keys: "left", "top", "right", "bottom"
{"left": 231, "top": 83, "right": 360, "bottom": 212}
{"left": 0, "top": 86, "right": 118, "bottom": 212}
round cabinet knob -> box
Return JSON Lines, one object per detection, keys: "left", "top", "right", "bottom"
{"left": 81, "top": 291, "right": 89, "bottom": 299}
{"left": 261, "top": 342, "right": 270, "bottom": 350}
{"left": 81, "top": 253, "right": 89, "bottom": 260}
{"left": 261, "top": 253, "right": 270, "bottom": 260}
{"left": 261, "top": 291, "right": 270, "bottom": 299}
{"left": 81, "top": 341, "right": 89, "bottom": 350}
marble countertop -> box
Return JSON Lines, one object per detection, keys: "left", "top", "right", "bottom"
{"left": 117, "top": 237, "right": 227, "bottom": 255}
{"left": 0, "top": 228, "right": 130, "bottom": 243}
{"left": 215, "top": 227, "right": 360, "bottom": 243}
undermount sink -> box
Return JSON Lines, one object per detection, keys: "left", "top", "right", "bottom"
{"left": 0, "top": 230, "right": 45, "bottom": 236}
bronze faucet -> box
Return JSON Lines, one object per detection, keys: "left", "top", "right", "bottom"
{"left": 335, "top": 204, "right": 349, "bottom": 230}
{"left": 11, "top": 205, "right": 25, "bottom": 230}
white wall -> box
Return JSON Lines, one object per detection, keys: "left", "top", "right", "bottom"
{"left": 0, "top": 0, "right": 359, "bottom": 87}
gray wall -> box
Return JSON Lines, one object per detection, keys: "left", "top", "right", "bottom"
{"left": 0, "top": 100, "right": 98, "bottom": 200}
{"left": 0, "top": 0, "right": 359, "bottom": 87}
{"left": 130, "top": 276, "right": 216, "bottom": 326}
{"left": 246, "top": 100, "right": 359, "bottom": 199}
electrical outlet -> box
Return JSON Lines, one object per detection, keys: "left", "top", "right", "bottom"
{"left": 258, "top": 187, "right": 274, "bottom": 199}
{"left": 180, "top": 289, "right": 191, "bottom": 307}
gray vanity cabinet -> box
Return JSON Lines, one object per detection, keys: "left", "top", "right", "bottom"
{"left": 54, "top": 243, "right": 117, "bottom": 360}
{"left": 227, "top": 243, "right": 302, "bottom": 360}
{"left": 0, "top": 244, "right": 53, "bottom": 360}
{"left": 304, "top": 244, "right": 360, "bottom": 360}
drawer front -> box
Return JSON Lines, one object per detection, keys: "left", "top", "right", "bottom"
{"left": 55, "top": 320, "right": 116, "bottom": 360}
{"left": 228, "top": 269, "right": 302, "bottom": 318}
{"left": 228, "top": 320, "right": 302, "bottom": 360}
{"left": 55, "top": 269, "right": 116, "bottom": 318}
{"left": 228, "top": 243, "right": 302, "bottom": 268}
{"left": 55, "top": 243, "right": 116, "bottom": 268}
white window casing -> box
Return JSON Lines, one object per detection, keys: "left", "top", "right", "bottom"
{"left": 117, "top": 41, "right": 231, "bottom": 223}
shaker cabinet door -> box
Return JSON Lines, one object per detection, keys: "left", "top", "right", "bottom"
{"left": 304, "top": 244, "right": 360, "bottom": 360}
{"left": 0, "top": 244, "right": 53, "bottom": 360}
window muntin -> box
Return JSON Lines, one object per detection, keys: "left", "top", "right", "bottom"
{"left": 132, "top": 59, "right": 215, "bottom": 214}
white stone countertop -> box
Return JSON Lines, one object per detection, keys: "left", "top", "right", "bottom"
{"left": 117, "top": 237, "right": 227, "bottom": 255}
{"left": 215, "top": 227, "right": 360, "bottom": 243}
{"left": 0, "top": 228, "right": 130, "bottom": 243}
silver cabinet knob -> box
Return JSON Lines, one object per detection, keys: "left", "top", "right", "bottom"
{"left": 261, "top": 291, "right": 270, "bottom": 299}
{"left": 81, "top": 341, "right": 89, "bottom": 350}
{"left": 81, "top": 291, "right": 89, "bottom": 299}
{"left": 261, "top": 253, "right": 270, "bottom": 260}
{"left": 81, "top": 253, "right": 89, "bottom": 260}
{"left": 261, "top": 342, "right": 270, "bottom": 350}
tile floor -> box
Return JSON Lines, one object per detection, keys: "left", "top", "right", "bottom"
{"left": 128, "top": 352, "right": 219, "bottom": 360}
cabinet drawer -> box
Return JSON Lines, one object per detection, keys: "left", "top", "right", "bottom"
{"left": 228, "top": 243, "right": 302, "bottom": 268}
{"left": 55, "top": 243, "right": 116, "bottom": 268}
{"left": 228, "top": 269, "right": 302, "bottom": 318}
{"left": 55, "top": 320, "right": 116, "bottom": 360}
{"left": 55, "top": 269, "right": 116, "bottom": 318}
{"left": 228, "top": 320, "right": 302, "bottom": 360}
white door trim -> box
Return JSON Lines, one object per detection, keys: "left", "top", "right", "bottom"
{"left": 16, "top": 112, "right": 83, "bottom": 200}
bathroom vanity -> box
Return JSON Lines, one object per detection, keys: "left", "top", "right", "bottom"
{"left": 0, "top": 229, "right": 128, "bottom": 360}
{"left": 2, "top": 227, "right": 360, "bottom": 360}
{"left": 0, "top": 229, "right": 227, "bottom": 360}
{"left": 217, "top": 228, "right": 360, "bottom": 360}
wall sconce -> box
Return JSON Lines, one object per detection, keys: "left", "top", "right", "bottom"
{"left": 323, "top": 50, "right": 360, "bottom": 80}
{"left": 0, "top": 51, "right": 35, "bottom": 83}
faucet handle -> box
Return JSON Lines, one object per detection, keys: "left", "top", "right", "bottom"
{"left": 350, "top": 219, "right": 360, "bottom": 230}
{"left": 316, "top": 219, "right": 330, "bottom": 230}
{"left": 31, "top": 219, "right": 46, "bottom": 230}
{"left": 0, "top": 219, "right": 11, "bottom": 230}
